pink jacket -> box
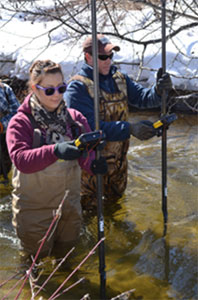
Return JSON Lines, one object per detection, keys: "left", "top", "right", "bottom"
{"left": 6, "top": 94, "right": 95, "bottom": 174}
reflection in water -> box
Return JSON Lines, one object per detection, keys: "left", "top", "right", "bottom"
{"left": 0, "top": 112, "right": 197, "bottom": 299}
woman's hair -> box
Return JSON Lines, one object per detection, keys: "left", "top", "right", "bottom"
{"left": 28, "top": 59, "right": 64, "bottom": 90}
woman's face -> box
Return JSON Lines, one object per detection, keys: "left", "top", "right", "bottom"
{"left": 33, "top": 72, "right": 65, "bottom": 112}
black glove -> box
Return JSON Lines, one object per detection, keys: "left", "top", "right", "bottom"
{"left": 129, "top": 120, "right": 156, "bottom": 140}
{"left": 91, "top": 156, "right": 108, "bottom": 175}
{"left": 54, "top": 140, "right": 82, "bottom": 160}
{"left": 155, "top": 67, "right": 172, "bottom": 96}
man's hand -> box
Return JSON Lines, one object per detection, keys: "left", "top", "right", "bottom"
{"left": 130, "top": 120, "right": 156, "bottom": 140}
{"left": 156, "top": 67, "right": 173, "bottom": 96}
{"left": 54, "top": 140, "right": 82, "bottom": 160}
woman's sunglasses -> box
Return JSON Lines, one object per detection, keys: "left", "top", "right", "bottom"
{"left": 98, "top": 53, "right": 114, "bottom": 61}
{"left": 36, "top": 82, "right": 67, "bottom": 96}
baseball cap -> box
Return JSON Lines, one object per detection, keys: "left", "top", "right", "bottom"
{"left": 83, "top": 34, "right": 120, "bottom": 54}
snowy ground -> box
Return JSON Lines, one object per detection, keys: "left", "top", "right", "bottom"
{"left": 0, "top": 1, "right": 197, "bottom": 91}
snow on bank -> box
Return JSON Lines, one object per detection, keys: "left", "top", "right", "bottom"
{"left": 0, "top": 1, "right": 197, "bottom": 91}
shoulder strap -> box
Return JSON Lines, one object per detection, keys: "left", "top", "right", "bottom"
{"left": 24, "top": 112, "right": 40, "bottom": 130}
{"left": 68, "top": 75, "right": 95, "bottom": 98}
{"left": 112, "top": 71, "right": 127, "bottom": 95}
{"left": 69, "top": 71, "right": 127, "bottom": 99}
{"left": 66, "top": 109, "right": 86, "bottom": 139}
{"left": 23, "top": 112, "right": 44, "bottom": 148}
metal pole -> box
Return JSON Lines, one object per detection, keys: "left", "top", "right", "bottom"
{"left": 161, "top": 0, "right": 168, "bottom": 236}
{"left": 91, "top": 0, "right": 106, "bottom": 298}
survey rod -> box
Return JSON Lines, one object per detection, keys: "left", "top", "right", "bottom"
{"left": 161, "top": 0, "right": 168, "bottom": 237}
{"left": 91, "top": 0, "right": 106, "bottom": 298}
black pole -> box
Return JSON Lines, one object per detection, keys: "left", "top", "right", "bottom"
{"left": 161, "top": 0, "right": 168, "bottom": 236}
{"left": 91, "top": 0, "right": 106, "bottom": 298}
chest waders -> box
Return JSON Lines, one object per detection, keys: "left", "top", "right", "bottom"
{"left": 71, "top": 71, "right": 129, "bottom": 209}
{"left": 11, "top": 113, "right": 83, "bottom": 257}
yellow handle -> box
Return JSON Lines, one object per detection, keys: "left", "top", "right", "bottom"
{"left": 153, "top": 120, "right": 163, "bottom": 129}
{"left": 75, "top": 139, "right": 81, "bottom": 147}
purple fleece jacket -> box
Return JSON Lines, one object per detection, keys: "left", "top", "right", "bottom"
{"left": 6, "top": 94, "right": 95, "bottom": 174}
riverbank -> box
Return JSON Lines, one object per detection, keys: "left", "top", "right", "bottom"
{"left": 1, "top": 75, "right": 198, "bottom": 114}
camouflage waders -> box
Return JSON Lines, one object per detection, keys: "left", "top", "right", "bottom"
{"left": 70, "top": 71, "right": 130, "bottom": 210}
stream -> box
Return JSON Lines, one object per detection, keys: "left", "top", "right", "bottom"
{"left": 0, "top": 111, "right": 197, "bottom": 300}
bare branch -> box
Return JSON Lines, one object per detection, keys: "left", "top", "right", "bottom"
{"left": 0, "top": 0, "right": 197, "bottom": 95}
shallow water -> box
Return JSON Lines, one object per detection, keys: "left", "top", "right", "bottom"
{"left": 0, "top": 112, "right": 197, "bottom": 300}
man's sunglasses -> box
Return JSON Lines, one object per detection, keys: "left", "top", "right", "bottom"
{"left": 98, "top": 53, "right": 114, "bottom": 61}
{"left": 36, "top": 83, "right": 67, "bottom": 96}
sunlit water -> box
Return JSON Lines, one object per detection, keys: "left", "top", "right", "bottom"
{"left": 0, "top": 112, "right": 197, "bottom": 300}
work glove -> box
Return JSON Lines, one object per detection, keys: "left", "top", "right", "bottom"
{"left": 54, "top": 140, "right": 82, "bottom": 160}
{"left": 91, "top": 156, "right": 108, "bottom": 175}
{"left": 129, "top": 120, "right": 156, "bottom": 140}
{"left": 155, "top": 67, "right": 173, "bottom": 97}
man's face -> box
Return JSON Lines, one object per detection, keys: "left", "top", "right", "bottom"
{"left": 86, "top": 51, "right": 113, "bottom": 75}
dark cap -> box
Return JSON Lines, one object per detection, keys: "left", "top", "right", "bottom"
{"left": 83, "top": 34, "right": 120, "bottom": 54}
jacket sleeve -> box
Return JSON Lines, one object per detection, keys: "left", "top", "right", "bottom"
{"left": 125, "top": 74, "right": 162, "bottom": 109}
{"left": 6, "top": 112, "right": 58, "bottom": 174}
{"left": 0, "top": 84, "right": 20, "bottom": 131}
{"left": 66, "top": 81, "right": 131, "bottom": 142}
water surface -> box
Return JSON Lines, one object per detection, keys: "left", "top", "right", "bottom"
{"left": 0, "top": 112, "right": 197, "bottom": 299}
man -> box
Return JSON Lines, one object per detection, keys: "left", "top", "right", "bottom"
{"left": 0, "top": 81, "right": 20, "bottom": 179}
{"left": 65, "top": 34, "right": 172, "bottom": 210}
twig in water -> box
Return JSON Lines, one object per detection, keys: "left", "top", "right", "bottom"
{"left": 1, "top": 274, "right": 26, "bottom": 300}
{"left": 47, "top": 191, "right": 66, "bottom": 242}
{"left": 111, "top": 288, "right": 136, "bottom": 300}
{"left": 14, "top": 193, "right": 67, "bottom": 300}
{"left": 48, "top": 237, "right": 105, "bottom": 300}
{"left": 29, "top": 266, "right": 44, "bottom": 299}
{"left": 50, "top": 277, "right": 85, "bottom": 300}
{"left": 32, "top": 247, "right": 75, "bottom": 299}
{"left": 0, "top": 271, "right": 22, "bottom": 288}
{"left": 80, "top": 294, "right": 90, "bottom": 300}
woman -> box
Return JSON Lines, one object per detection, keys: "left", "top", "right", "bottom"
{"left": 6, "top": 59, "right": 106, "bottom": 258}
